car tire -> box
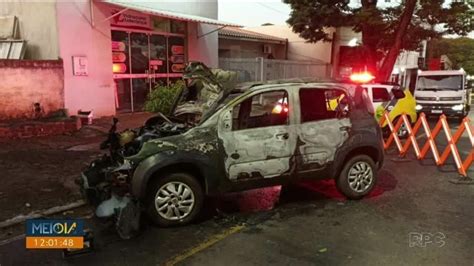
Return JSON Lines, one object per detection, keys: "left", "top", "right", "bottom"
{"left": 336, "top": 155, "right": 377, "bottom": 200}
{"left": 146, "top": 172, "right": 204, "bottom": 227}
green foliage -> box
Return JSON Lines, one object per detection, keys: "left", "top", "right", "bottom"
{"left": 284, "top": 0, "right": 474, "bottom": 59}
{"left": 429, "top": 37, "right": 474, "bottom": 75}
{"left": 143, "top": 80, "right": 184, "bottom": 115}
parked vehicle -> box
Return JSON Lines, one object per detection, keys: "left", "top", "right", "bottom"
{"left": 78, "top": 63, "right": 385, "bottom": 238}
{"left": 362, "top": 83, "right": 417, "bottom": 138}
{"left": 415, "top": 70, "right": 471, "bottom": 119}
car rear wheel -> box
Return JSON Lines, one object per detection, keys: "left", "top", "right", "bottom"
{"left": 147, "top": 173, "right": 203, "bottom": 227}
{"left": 336, "top": 155, "right": 377, "bottom": 200}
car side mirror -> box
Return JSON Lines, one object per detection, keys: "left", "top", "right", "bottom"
{"left": 392, "top": 88, "right": 405, "bottom": 99}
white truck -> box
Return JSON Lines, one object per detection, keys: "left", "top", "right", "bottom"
{"left": 415, "top": 70, "right": 471, "bottom": 119}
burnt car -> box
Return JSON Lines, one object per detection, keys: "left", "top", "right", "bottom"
{"left": 79, "top": 63, "right": 384, "bottom": 238}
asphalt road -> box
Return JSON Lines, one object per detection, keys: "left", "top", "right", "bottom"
{"left": 0, "top": 113, "right": 472, "bottom": 266}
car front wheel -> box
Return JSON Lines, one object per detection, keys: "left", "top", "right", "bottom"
{"left": 336, "top": 155, "right": 377, "bottom": 200}
{"left": 147, "top": 172, "right": 204, "bottom": 227}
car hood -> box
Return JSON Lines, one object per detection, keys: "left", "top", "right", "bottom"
{"left": 125, "top": 125, "right": 219, "bottom": 164}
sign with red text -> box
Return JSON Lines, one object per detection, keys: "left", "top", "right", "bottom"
{"left": 112, "top": 41, "right": 126, "bottom": 52}
{"left": 170, "top": 55, "right": 185, "bottom": 64}
{"left": 112, "top": 52, "right": 127, "bottom": 63}
{"left": 109, "top": 8, "right": 151, "bottom": 30}
{"left": 171, "top": 45, "right": 184, "bottom": 55}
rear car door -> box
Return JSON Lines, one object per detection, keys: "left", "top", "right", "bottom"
{"left": 218, "top": 89, "right": 296, "bottom": 181}
{"left": 295, "top": 88, "right": 351, "bottom": 176}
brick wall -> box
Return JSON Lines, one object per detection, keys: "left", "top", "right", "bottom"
{"left": 0, "top": 59, "right": 64, "bottom": 120}
{"left": 0, "top": 118, "right": 80, "bottom": 139}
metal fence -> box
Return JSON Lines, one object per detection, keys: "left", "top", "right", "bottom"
{"left": 218, "top": 57, "right": 331, "bottom": 83}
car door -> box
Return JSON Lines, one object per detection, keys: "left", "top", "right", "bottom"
{"left": 295, "top": 87, "right": 351, "bottom": 176}
{"left": 218, "top": 89, "right": 297, "bottom": 181}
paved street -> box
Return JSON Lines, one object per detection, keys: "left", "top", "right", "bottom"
{"left": 0, "top": 113, "right": 472, "bottom": 266}
{"left": 1, "top": 0, "right": 474, "bottom": 265}
{"left": 0, "top": 113, "right": 154, "bottom": 221}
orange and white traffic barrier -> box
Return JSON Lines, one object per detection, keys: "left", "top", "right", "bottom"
{"left": 379, "top": 112, "right": 474, "bottom": 177}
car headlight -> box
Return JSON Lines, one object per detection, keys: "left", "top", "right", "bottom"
{"left": 451, "top": 104, "right": 464, "bottom": 111}
{"left": 415, "top": 104, "right": 422, "bottom": 111}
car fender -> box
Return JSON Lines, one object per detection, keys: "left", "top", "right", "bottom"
{"left": 331, "top": 133, "right": 384, "bottom": 178}
{"left": 131, "top": 151, "right": 214, "bottom": 199}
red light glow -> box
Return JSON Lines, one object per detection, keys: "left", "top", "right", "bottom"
{"left": 272, "top": 104, "right": 283, "bottom": 114}
{"left": 350, "top": 72, "right": 375, "bottom": 83}
{"left": 272, "top": 104, "right": 289, "bottom": 114}
{"left": 113, "top": 63, "right": 127, "bottom": 73}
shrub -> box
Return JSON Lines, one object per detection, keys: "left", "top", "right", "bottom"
{"left": 144, "top": 80, "right": 184, "bottom": 115}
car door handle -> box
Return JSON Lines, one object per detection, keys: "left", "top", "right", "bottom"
{"left": 340, "top": 126, "right": 350, "bottom": 132}
{"left": 275, "top": 133, "right": 289, "bottom": 140}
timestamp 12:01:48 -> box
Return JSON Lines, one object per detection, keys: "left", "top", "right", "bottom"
{"left": 26, "top": 237, "right": 84, "bottom": 249}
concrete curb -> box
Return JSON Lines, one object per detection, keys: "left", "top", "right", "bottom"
{"left": 0, "top": 200, "right": 86, "bottom": 229}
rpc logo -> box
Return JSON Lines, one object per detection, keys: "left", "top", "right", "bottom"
{"left": 409, "top": 232, "right": 446, "bottom": 248}
{"left": 26, "top": 219, "right": 84, "bottom": 236}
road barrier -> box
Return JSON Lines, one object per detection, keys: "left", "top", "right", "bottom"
{"left": 379, "top": 112, "right": 473, "bottom": 177}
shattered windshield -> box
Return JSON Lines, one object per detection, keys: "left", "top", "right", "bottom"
{"left": 417, "top": 75, "right": 463, "bottom": 91}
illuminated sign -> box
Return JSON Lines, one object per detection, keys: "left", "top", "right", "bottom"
{"left": 113, "top": 63, "right": 127, "bottom": 73}
{"left": 170, "top": 55, "right": 185, "bottom": 64}
{"left": 149, "top": 60, "right": 163, "bottom": 66}
{"left": 112, "top": 41, "right": 126, "bottom": 52}
{"left": 171, "top": 64, "right": 185, "bottom": 73}
{"left": 112, "top": 52, "right": 127, "bottom": 63}
{"left": 171, "top": 45, "right": 184, "bottom": 55}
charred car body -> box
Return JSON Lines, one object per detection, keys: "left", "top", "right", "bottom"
{"left": 79, "top": 62, "right": 384, "bottom": 238}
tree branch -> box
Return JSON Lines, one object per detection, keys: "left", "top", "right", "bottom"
{"left": 378, "top": 0, "right": 417, "bottom": 82}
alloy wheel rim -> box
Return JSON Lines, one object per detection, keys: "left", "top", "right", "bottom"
{"left": 155, "top": 181, "right": 195, "bottom": 221}
{"left": 348, "top": 162, "right": 373, "bottom": 193}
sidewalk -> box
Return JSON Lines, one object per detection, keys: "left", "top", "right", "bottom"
{"left": 0, "top": 112, "right": 155, "bottom": 222}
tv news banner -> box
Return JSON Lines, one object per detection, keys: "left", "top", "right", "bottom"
{"left": 26, "top": 219, "right": 84, "bottom": 249}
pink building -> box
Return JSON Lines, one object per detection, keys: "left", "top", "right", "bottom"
{"left": 0, "top": 0, "right": 237, "bottom": 119}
